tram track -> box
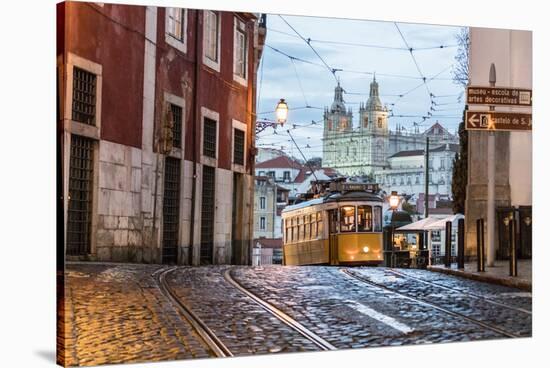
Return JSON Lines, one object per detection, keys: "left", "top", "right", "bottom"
{"left": 341, "top": 268, "right": 521, "bottom": 339}
{"left": 223, "top": 268, "right": 337, "bottom": 351}
{"left": 154, "top": 267, "right": 233, "bottom": 358}
{"left": 385, "top": 268, "right": 531, "bottom": 315}
{"left": 155, "top": 266, "right": 335, "bottom": 355}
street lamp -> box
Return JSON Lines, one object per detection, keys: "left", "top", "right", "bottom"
{"left": 389, "top": 190, "right": 400, "bottom": 210}
{"left": 275, "top": 98, "right": 288, "bottom": 125}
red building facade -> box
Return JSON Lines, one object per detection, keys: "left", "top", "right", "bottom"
{"left": 57, "top": 1, "right": 265, "bottom": 265}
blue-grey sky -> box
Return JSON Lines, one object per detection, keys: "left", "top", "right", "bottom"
{"left": 256, "top": 14, "right": 465, "bottom": 159}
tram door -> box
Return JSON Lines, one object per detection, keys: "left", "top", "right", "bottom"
{"left": 328, "top": 209, "right": 339, "bottom": 265}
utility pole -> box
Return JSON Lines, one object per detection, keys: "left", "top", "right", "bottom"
{"left": 424, "top": 136, "right": 429, "bottom": 218}
{"left": 487, "top": 63, "right": 496, "bottom": 267}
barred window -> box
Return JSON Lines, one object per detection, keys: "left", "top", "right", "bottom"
{"left": 167, "top": 8, "right": 185, "bottom": 41}
{"left": 203, "top": 117, "right": 217, "bottom": 158}
{"left": 233, "top": 128, "right": 245, "bottom": 165}
{"left": 170, "top": 104, "right": 182, "bottom": 148}
{"left": 72, "top": 67, "right": 96, "bottom": 125}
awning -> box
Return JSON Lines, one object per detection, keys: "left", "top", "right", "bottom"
{"left": 395, "top": 217, "right": 440, "bottom": 231}
{"left": 424, "top": 214, "right": 464, "bottom": 230}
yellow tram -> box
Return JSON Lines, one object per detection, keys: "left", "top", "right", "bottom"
{"left": 282, "top": 183, "right": 384, "bottom": 266}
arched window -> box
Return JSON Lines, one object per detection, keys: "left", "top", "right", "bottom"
{"left": 377, "top": 117, "right": 383, "bottom": 128}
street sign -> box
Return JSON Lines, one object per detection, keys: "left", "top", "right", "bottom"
{"left": 466, "top": 111, "right": 532, "bottom": 131}
{"left": 467, "top": 86, "right": 532, "bottom": 106}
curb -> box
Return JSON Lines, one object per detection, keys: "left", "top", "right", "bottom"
{"left": 426, "top": 266, "right": 532, "bottom": 292}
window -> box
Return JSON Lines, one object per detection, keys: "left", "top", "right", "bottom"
{"left": 283, "top": 171, "right": 291, "bottom": 182}
{"left": 170, "top": 103, "right": 182, "bottom": 148}
{"left": 377, "top": 117, "right": 383, "bottom": 128}
{"left": 167, "top": 8, "right": 185, "bottom": 41}
{"left": 267, "top": 171, "right": 275, "bottom": 178}
{"left": 357, "top": 205, "right": 372, "bottom": 232}
{"left": 311, "top": 215, "right": 317, "bottom": 239}
{"left": 363, "top": 116, "right": 368, "bottom": 127}
{"left": 203, "top": 117, "right": 217, "bottom": 158}
{"left": 340, "top": 206, "right": 356, "bottom": 232}
{"left": 259, "top": 171, "right": 265, "bottom": 176}
{"left": 260, "top": 216, "right": 266, "bottom": 230}
{"left": 233, "top": 128, "right": 245, "bottom": 165}
{"left": 373, "top": 206, "right": 382, "bottom": 232}
{"left": 316, "top": 212, "right": 323, "bottom": 237}
{"left": 285, "top": 221, "right": 290, "bottom": 243}
{"left": 329, "top": 210, "right": 339, "bottom": 234}
{"left": 233, "top": 18, "right": 247, "bottom": 80}
{"left": 204, "top": 11, "right": 219, "bottom": 63}
{"left": 305, "top": 215, "right": 310, "bottom": 240}
{"left": 415, "top": 175, "right": 420, "bottom": 184}
{"left": 440, "top": 157, "right": 446, "bottom": 170}
{"left": 260, "top": 196, "right": 266, "bottom": 209}
{"left": 72, "top": 67, "right": 97, "bottom": 125}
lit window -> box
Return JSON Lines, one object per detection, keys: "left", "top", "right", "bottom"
{"left": 357, "top": 205, "right": 372, "bottom": 232}
{"left": 340, "top": 206, "right": 356, "bottom": 232}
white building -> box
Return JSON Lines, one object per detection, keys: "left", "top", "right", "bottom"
{"left": 322, "top": 78, "right": 458, "bottom": 177}
{"left": 374, "top": 143, "right": 459, "bottom": 199}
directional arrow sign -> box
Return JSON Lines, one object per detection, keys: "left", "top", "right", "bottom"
{"left": 466, "top": 111, "right": 532, "bottom": 131}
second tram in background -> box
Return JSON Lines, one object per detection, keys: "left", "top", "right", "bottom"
{"left": 281, "top": 182, "right": 384, "bottom": 266}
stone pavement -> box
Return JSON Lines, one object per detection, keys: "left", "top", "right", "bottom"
{"left": 60, "top": 263, "right": 211, "bottom": 366}
{"left": 59, "top": 263, "right": 531, "bottom": 367}
{"left": 428, "top": 260, "right": 531, "bottom": 291}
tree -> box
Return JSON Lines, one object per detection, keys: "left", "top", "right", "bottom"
{"left": 452, "top": 28, "right": 470, "bottom": 87}
{"left": 452, "top": 118, "right": 468, "bottom": 214}
{"left": 402, "top": 201, "right": 417, "bottom": 215}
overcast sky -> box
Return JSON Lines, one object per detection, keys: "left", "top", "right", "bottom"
{"left": 256, "top": 14, "right": 466, "bottom": 160}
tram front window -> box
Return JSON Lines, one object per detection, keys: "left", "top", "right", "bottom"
{"left": 340, "top": 206, "right": 356, "bottom": 232}
{"left": 357, "top": 205, "right": 372, "bottom": 232}
{"left": 373, "top": 206, "right": 382, "bottom": 232}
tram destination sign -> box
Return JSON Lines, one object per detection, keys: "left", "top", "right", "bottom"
{"left": 466, "top": 111, "right": 532, "bottom": 131}
{"left": 467, "top": 86, "right": 532, "bottom": 106}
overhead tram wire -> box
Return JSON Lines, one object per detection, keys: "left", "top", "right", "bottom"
{"left": 266, "top": 27, "right": 459, "bottom": 51}
{"left": 278, "top": 15, "right": 339, "bottom": 84}
{"left": 266, "top": 44, "right": 455, "bottom": 81}
{"left": 290, "top": 57, "right": 309, "bottom": 107}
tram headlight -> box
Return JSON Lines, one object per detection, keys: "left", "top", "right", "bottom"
{"left": 362, "top": 246, "right": 370, "bottom": 253}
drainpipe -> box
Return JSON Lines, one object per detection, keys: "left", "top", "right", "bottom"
{"left": 188, "top": 9, "right": 201, "bottom": 266}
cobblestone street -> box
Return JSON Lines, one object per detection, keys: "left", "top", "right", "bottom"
{"left": 62, "top": 263, "right": 532, "bottom": 366}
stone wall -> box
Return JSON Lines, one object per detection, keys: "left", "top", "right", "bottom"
{"left": 96, "top": 140, "right": 146, "bottom": 262}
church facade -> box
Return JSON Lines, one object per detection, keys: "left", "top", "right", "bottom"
{"left": 322, "top": 78, "right": 459, "bottom": 184}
